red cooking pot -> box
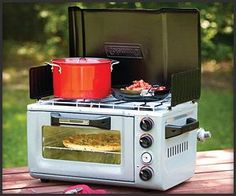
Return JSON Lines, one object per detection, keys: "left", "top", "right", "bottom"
{"left": 46, "top": 57, "right": 119, "bottom": 99}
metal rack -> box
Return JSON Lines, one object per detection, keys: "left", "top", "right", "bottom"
{"left": 43, "top": 146, "right": 121, "bottom": 155}
{"left": 37, "top": 95, "right": 171, "bottom": 111}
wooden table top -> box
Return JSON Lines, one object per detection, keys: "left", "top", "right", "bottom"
{"left": 3, "top": 149, "right": 234, "bottom": 194}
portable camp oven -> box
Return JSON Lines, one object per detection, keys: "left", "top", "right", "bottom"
{"left": 27, "top": 7, "right": 211, "bottom": 191}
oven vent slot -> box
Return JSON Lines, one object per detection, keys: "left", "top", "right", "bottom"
{"left": 167, "top": 141, "right": 188, "bottom": 158}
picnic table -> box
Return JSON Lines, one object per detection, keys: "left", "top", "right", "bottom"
{"left": 3, "top": 149, "right": 233, "bottom": 194}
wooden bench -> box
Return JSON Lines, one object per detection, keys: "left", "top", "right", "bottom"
{"left": 3, "top": 149, "right": 233, "bottom": 194}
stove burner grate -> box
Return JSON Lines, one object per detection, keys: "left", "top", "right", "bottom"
{"left": 37, "top": 95, "right": 171, "bottom": 111}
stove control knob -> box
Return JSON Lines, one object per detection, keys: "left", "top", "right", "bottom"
{"left": 139, "top": 167, "right": 153, "bottom": 181}
{"left": 139, "top": 134, "right": 153, "bottom": 148}
{"left": 140, "top": 117, "right": 154, "bottom": 131}
{"left": 141, "top": 152, "right": 152, "bottom": 164}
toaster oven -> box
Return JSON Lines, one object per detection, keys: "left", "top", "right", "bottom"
{"left": 28, "top": 98, "right": 200, "bottom": 190}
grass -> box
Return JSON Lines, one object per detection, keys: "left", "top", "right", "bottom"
{"left": 3, "top": 88, "right": 33, "bottom": 168}
{"left": 197, "top": 88, "right": 233, "bottom": 151}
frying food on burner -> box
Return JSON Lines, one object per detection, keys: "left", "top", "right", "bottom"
{"left": 125, "top": 80, "right": 152, "bottom": 91}
{"left": 124, "top": 80, "right": 167, "bottom": 91}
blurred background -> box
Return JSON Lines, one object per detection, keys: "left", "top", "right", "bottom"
{"left": 3, "top": 2, "right": 233, "bottom": 168}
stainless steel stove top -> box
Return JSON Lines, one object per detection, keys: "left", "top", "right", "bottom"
{"left": 36, "top": 94, "right": 172, "bottom": 112}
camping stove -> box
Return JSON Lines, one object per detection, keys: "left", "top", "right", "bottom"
{"left": 27, "top": 95, "right": 209, "bottom": 190}
{"left": 27, "top": 7, "right": 211, "bottom": 190}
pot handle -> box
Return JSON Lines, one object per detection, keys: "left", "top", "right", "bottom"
{"left": 79, "top": 57, "right": 87, "bottom": 62}
{"left": 111, "top": 60, "right": 119, "bottom": 71}
{"left": 111, "top": 60, "right": 119, "bottom": 66}
{"left": 45, "top": 62, "right": 62, "bottom": 74}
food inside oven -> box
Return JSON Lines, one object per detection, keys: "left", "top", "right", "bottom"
{"left": 42, "top": 126, "right": 121, "bottom": 164}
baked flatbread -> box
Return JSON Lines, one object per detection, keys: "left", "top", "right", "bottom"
{"left": 63, "top": 132, "right": 120, "bottom": 152}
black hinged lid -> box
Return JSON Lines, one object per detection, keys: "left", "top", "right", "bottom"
{"left": 68, "top": 6, "right": 201, "bottom": 106}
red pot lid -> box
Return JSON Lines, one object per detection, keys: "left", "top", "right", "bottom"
{"left": 52, "top": 57, "right": 112, "bottom": 65}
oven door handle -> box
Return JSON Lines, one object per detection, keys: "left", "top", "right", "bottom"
{"left": 165, "top": 118, "right": 199, "bottom": 139}
{"left": 51, "top": 113, "right": 111, "bottom": 130}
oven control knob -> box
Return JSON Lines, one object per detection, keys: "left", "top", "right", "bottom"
{"left": 141, "top": 152, "right": 152, "bottom": 164}
{"left": 139, "top": 167, "right": 153, "bottom": 181}
{"left": 139, "top": 135, "right": 153, "bottom": 148}
{"left": 140, "top": 117, "right": 154, "bottom": 131}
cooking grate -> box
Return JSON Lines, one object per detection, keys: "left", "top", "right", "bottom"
{"left": 37, "top": 95, "right": 171, "bottom": 111}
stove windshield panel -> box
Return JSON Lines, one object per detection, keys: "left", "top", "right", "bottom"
{"left": 42, "top": 126, "right": 121, "bottom": 164}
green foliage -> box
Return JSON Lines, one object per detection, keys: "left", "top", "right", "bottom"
{"left": 2, "top": 3, "right": 45, "bottom": 42}
{"left": 191, "top": 3, "right": 233, "bottom": 61}
{"left": 3, "top": 40, "right": 45, "bottom": 68}
{"left": 33, "top": 4, "right": 70, "bottom": 58}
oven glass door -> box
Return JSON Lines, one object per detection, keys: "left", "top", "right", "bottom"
{"left": 42, "top": 125, "right": 121, "bottom": 165}
{"left": 28, "top": 111, "right": 134, "bottom": 182}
